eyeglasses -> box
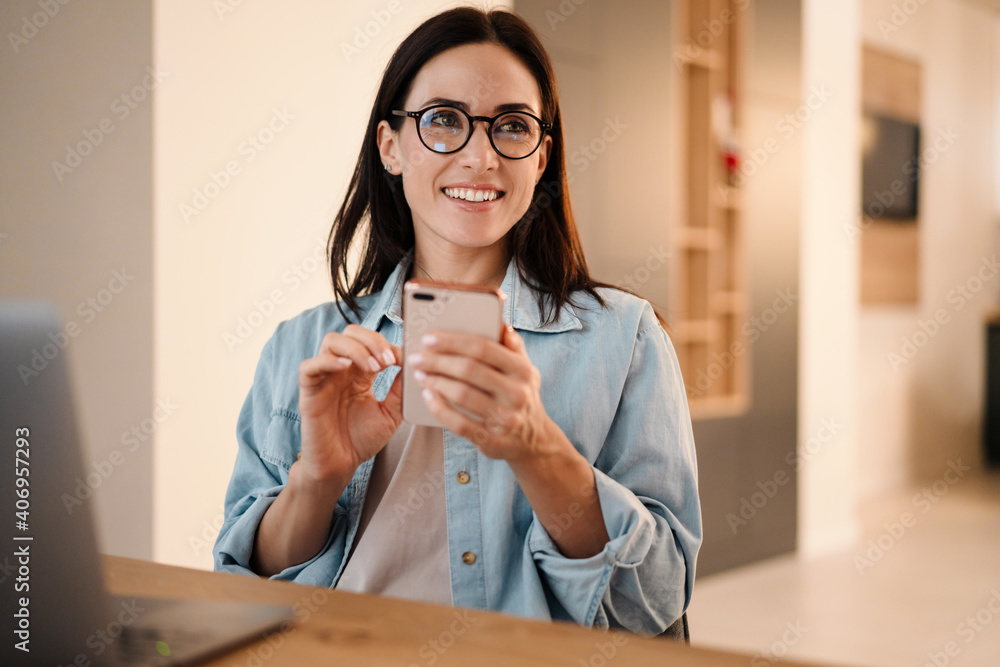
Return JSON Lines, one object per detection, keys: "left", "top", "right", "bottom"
{"left": 391, "top": 105, "right": 551, "bottom": 160}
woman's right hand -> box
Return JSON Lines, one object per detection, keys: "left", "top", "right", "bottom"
{"left": 296, "top": 324, "right": 403, "bottom": 484}
{"left": 252, "top": 326, "right": 402, "bottom": 576}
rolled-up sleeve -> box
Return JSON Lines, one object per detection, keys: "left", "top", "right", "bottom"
{"left": 528, "top": 315, "right": 702, "bottom": 634}
{"left": 213, "top": 335, "right": 280, "bottom": 575}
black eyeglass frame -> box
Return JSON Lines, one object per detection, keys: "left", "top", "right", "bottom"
{"left": 391, "top": 105, "right": 553, "bottom": 160}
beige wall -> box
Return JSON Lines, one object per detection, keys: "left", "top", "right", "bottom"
{"left": 153, "top": 0, "right": 512, "bottom": 570}
{"left": 996, "top": 19, "right": 1000, "bottom": 223}
{"left": 798, "top": 0, "right": 863, "bottom": 555}
{"left": 996, "top": 18, "right": 1000, "bottom": 223}
{"left": 0, "top": 0, "right": 154, "bottom": 559}
{"left": 857, "top": 0, "right": 999, "bottom": 501}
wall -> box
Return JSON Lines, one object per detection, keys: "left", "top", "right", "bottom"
{"left": 996, "top": 18, "right": 1000, "bottom": 225}
{"left": 153, "top": 0, "right": 512, "bottom": 570}
{"left": 798, "top": 0, "right": 862, "bottom": 555}
{"left": 996, "top": 18, "right": 1000, "bottom": 224}
{"left": 0, "top": 0, "right": 154, "bottom": 559}
{"left": 857, "top": 0, "right": 999, "bottom": 501}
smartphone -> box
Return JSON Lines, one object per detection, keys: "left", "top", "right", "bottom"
{"left": 402, "top": 280, "right": 506, "bottom": 427}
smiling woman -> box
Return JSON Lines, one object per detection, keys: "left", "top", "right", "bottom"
{"left": 213, "top": 6, "right": 701, "bottom": 638}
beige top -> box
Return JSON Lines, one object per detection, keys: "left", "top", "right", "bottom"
{"left": 336, "top": 423, "right": 452, "bottom": 605}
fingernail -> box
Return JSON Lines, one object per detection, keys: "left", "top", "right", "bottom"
{"left": 409, "top": 353, "right": 424, "bottom": 366}
{"left": 422, "top": 388, "right": 434, "bottom": 403}
{"left": 382, "top": 349, "right": 395, "bottom": 365}
{"left": 367, "top": 356, "right": 381, "bottom": 372}
{"left": 414, "top": 369, "right": 427, "bottom": 382}
{"left": 337, "top": 357, "right": 352, "bottom": 367}
{"left": 421, "top": 334, "right": 438, "bottom": 346}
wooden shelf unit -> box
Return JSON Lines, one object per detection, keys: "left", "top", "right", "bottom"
{"left": 671, "top": 0, "right": 750, "bottom": 418}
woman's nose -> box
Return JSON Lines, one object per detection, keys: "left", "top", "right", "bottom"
{"left": 458, "top": 120, "right": 500, "bottom": 170}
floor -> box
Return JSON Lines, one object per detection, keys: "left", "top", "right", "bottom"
{"left": 687, "top": 469, "right": 1000, "bottom": 667}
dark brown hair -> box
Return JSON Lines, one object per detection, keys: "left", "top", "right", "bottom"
{"left": 327, "top": 6, "right": 612, "bottom": 323}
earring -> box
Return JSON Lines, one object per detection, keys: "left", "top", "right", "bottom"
{"left": 384, "top": 163, "right": 392, "bottom": 173}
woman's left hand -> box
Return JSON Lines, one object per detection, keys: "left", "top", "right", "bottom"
{"left": 409, "top": 324, "right": 558, "bottom": 461}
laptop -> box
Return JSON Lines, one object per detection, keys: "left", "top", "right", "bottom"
{"left": 0, "top": 301, "right": 294, "bottom": 665}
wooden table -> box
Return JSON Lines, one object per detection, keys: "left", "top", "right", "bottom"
{"left": 102, "top": 555, "right": 823, "bottom": 666}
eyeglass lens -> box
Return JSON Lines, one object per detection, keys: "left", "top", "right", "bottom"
{"left": 417, "top": 107, "right": 542, "bottom": 158}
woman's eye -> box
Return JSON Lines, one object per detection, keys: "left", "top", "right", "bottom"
{"left": 428, "top": 111, "right": 460, "bottom": 127}
{"left": 497, "top": 118, "right": 530, "bottom": 134}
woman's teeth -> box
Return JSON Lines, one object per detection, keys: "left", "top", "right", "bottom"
{"left": 443, "top": 187, "right": 501, "bottom": 202}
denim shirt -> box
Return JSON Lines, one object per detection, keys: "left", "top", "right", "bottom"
{"left": 213, "top": 256, "right": 702, "bottom": 634}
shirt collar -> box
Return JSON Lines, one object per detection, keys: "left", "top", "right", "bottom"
{"left": 360, "top": 256, "right": 410, "bottom": 331}
{"left": 361, "top": 255, "right": 582, "bottom": 334}
{"left": 499, "top": 257, "right": 582, "bottom": 333}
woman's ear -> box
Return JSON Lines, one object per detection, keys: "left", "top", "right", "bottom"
{"left": 534, "top": 134, "right": 552, "bottom": 184}
{"left": 376, "top": 120, "right": 399, "bottom": 174}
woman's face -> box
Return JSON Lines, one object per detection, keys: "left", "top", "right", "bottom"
{"left": 378, "top": 42, "right": 552, "bottom": 258}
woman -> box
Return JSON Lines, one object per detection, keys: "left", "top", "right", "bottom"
{"left": 214, "top": 7, "right": 701, "bottom": 636}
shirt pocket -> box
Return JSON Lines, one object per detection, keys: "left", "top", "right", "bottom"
{"left": 260, "top": 408, "right": 301, "bottom": 475}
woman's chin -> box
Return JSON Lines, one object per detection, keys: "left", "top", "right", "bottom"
{"left": 425, "top": 217, "right": 514, "bottom": 251}
{"left": 442, "top": 234, "right": 507, "bottom": 252}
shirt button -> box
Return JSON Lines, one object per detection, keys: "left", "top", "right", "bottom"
{"left": 456, "top": 471, "right": 470, "bottom": 484}
{"left": 462, "top": 551, "right": 476, "bottom": 565}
